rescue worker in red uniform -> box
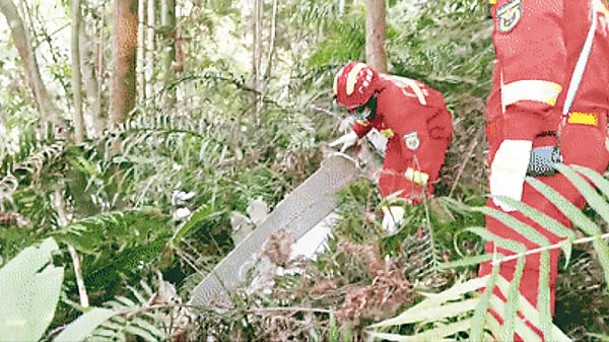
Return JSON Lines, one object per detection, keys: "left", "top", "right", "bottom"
{"left": 481, "top": 0, "right": 609, "bottom": 338}
{"left": 330, "top": 62, "right": 453, "bottom": 234}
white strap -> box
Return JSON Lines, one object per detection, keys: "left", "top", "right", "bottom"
{"left": 563, "top": 2, "right": 598, "bottom": 115}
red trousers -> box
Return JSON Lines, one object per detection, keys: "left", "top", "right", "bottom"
{"left": 479, "top": 113, "right": 609, "bottom": 339}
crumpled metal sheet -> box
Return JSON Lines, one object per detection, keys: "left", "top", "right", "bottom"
{"left": 189, "top": 153, "right": 358, "bottom": 307}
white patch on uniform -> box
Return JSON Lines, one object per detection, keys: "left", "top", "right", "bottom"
{"left": 497, "top": 0, "right": 522, "bottom": 33}
{"left": 404, "top": 131, "right": 420, "bottom": 150}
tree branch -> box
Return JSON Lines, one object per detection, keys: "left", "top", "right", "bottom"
{"left": 0, "top": 0, "right": 66, "bottom": 129}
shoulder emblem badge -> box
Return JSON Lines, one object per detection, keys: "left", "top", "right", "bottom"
{"left": 497, "top": 0, "right": 522, "bottom": 33}
{"left": 404, "top": 131, "right": 420, "bottom": 151}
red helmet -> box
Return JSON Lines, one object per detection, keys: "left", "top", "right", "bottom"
{"left": 333, "top": 61, "right": 379, "bottom": 108}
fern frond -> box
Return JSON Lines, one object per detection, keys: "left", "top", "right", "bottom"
{"left": 366, "top": 274, "right": 571, "bottom": 341}
{"left": 11, "top": 139, "right": 66, "bottom": 180}
{"left": 89, "top": 279, "right": 172, "bottom": 341}
{"left": 399, "top": 222, "right": 444, "bottom": 287}
{"left": 111, "top": 113, "right": 210, "bottom": 143}
{"left": 50, "top": 208, "right": 168, "bottom": 254}
{"left": 0, "top": 139, "right": 66, "bottom": 209}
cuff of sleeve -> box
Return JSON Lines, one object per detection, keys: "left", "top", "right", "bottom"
{"left": 502, "top": 111, "right": 544, "bottom": 141}
{"left": 352, "top": 121, "right": 370, "bottom": 138}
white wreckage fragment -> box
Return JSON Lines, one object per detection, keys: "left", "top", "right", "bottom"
{"left": 188, "top": 153, "right": 358, "bottom": 307}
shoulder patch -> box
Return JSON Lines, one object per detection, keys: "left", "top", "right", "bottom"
{"left": 497, "top": 0, "right": 522, "bottom": 33}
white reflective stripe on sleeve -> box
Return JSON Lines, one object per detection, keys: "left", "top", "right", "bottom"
{"left": 501, "top": 80, "right": 562, "bottom": 108}
{"left": 388, "top": 75, "right": 428, "bottom": 106}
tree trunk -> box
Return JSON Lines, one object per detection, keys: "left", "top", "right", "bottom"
{"left": 79, "top": 24, "right": 103, "bottom": 137}
{"left": 339, "top": 0, "right": 346, "bottom": 16}
{"left": 94, "top": 1, "right": 107, "bottom": 135}
{"left": 145, "top": 0, "right": 155, "bottom": 107}
{"left": 136, "top": 0, "right": 146, "bottom": 104}
{"left": 0, "top": 0, "right": 66, "bottom": 129}
{"left": 161, "top": 0, "right": 176, "bottom": 111}
{"left": 365, "top": 0, "right": 387, "bottom": 73}
{"left": 109, "top": 0, "right": 139, "bottom": 127}
{"left": 72, "top": 0, "right": 85, "bottom": 143}
{"left": 252, "top": 0, "right": 263, "bottom": 124}
{"left": 263, "top": 0, "right": 277, "bottom": 86}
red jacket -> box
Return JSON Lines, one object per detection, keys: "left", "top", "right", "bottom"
{"left": 481, "top": 0, "right": 609, "bottom": 332}
{"left": 486, "top": 0, "right": 609, "bottom": 154}
{"left": 352, "top": 75, "right": 453, "bottom": 200}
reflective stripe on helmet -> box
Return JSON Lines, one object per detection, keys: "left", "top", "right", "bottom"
{"left": 334, "top": 62, "right": 378, "bottom": 108}
{"left": 501, "top": 79, "right": 563, "bottom": 108}
{"left": 346, "top": 63, "right": 368, "bottom": 95}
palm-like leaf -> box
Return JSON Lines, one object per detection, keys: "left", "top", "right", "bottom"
{"left": 368, "top": 165, "right": 609, "bottom": 340}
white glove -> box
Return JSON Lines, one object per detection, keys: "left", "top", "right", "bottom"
{"left": 489, "top": 140, "right": 532, "bottom": 212}
{"left": 329, "top": 131, "right": 358, "bottom": 152}
{"left": 382, "top": 206, "right": 405, "bottom": 235}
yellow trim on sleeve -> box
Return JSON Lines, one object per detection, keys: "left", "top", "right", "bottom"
{"left": 568, "top": 112, "right": 599, "bottom": 126}
{"left": 380, "top": 129, "right": 395, "bottom": 138}
{"left": 405, "top": 168, "right": 430, "bottom": 185}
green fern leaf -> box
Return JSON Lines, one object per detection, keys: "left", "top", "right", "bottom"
{"left": 90, "top": 278, "right": 174, "bottom": 341}
{"left": 370, "top": 276, "right": 488, "bottom": 329}
{"left": 539, "top": 249, "right": 553, "bottom": 341}
{"left": 373, "top": 298, "right": 478, "bottom": 327}
{"left": 488, "top": 296, "right": 542, "bottom": 341}
{"left": 328, "top": 311, "right": 339, "bottom": 342}
{"left": 490, "top": 195, "right": 574, "bottom": 270}
{"left": 171, "top": 203, "right": 222, "bottom": 244}
{"left": 438, "top": 254, "right": 492, "bottom": 269}
{"left": 368, "top": 320, "right": 471, "bottom": 341}
{"left": 131, "top": 318, "right": 165, "bottom": 340}
{"left": 473, "top": 206, "right": 550, "bottom": 247}
{"left": 555, "top": 164, "right": 609, "bottom": 228}
{"left": 465, "top": 227, "right": 527, "bottom": 254}
{"left": 417, "top": 276, "right": 489, "bottom": 307}
{"left": 470, "top": 265, "right": 499, "bottom": 341}
{"left": 526, "top": 176, "right": 601, "bottom": 237}
{"left": 492, "top": 195, "right": 575, "bottom": 240}
{"left": 494, "top": 276, "right": 571, "bottom": 341}
{"left": 54, "top": 308, "right": 116, "bottom": 342}
{"left": 572, "top": 165, "right": 609, "bottom": 198}
{"left": 527, "top": 176, "right": 609, "bottom": 285}
{"left": 124, "top": 322, "right": 158, "bottom": 342}
{"left": 501, "top": 256, "right": 525, "bottom": 342}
